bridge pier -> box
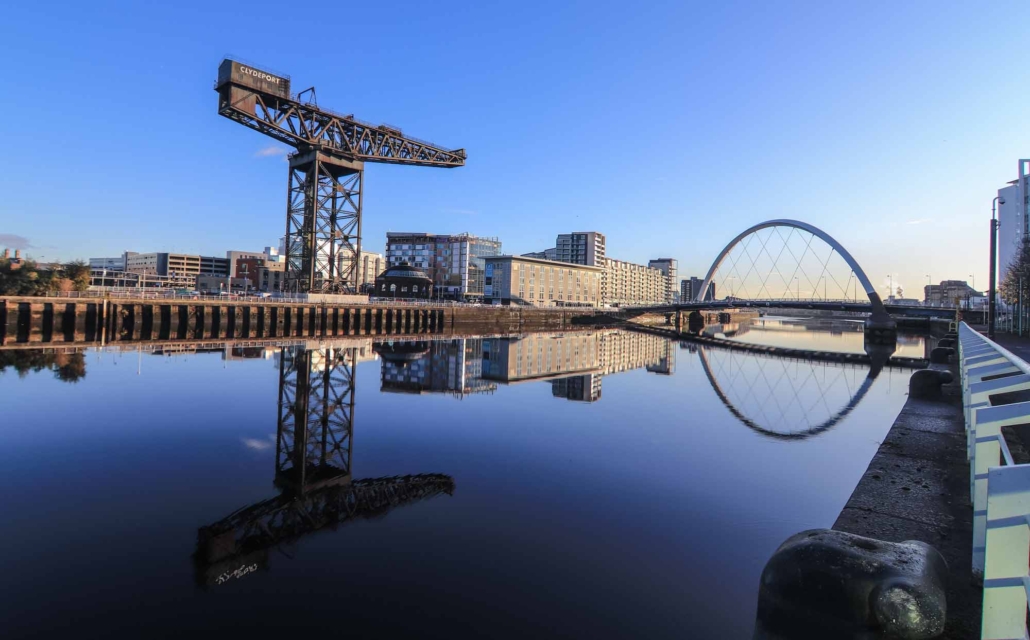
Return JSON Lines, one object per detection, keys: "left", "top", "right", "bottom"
{"left": 864, "top": 312, "right": 898, "bottom": 346}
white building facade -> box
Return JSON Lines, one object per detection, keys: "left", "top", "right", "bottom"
{"left": 999, "top": 161, "right": 1030, "bottom": 280}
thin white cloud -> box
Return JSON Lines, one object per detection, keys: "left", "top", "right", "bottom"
{"left": 906, "top": 218, "right": 932, "bottom": 225}
{"left": 241, "top": 435, "right": 275, "bottom": 451}
{"left": 255, "top": 145, "right": 289, "bottom": 158}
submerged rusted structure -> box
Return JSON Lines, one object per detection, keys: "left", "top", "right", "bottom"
{"left": 215, "top": 59, "right": 465, "bottom": 293}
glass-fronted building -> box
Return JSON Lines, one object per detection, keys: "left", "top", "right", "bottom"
{"left": 385, "top": 232, "right": 501, "bottom": 300}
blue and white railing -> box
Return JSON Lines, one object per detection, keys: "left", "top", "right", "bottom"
{"left": 959, "top": 323, "right": 1030, "bottom": 639}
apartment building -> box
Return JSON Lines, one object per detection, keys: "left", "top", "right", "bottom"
{"left": 603, "top": 258, "right": 668, "bottom": 306}
{"left": 484, "top": 255, "right": 602, "bottom": 307}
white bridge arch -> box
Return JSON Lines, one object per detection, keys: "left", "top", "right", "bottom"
{"left": 695, "top": 219, "right": 890, "bottom": 323}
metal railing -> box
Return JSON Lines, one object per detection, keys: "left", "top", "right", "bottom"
{"left": 33, "top": 289, "right": 493, "bottom": 308}
{"left": 958, "top": 322, "right": 1030, "bottom": 639}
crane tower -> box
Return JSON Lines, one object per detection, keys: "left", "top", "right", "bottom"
{"left": 215, "top": 59, "right": 466, "bottom": 293}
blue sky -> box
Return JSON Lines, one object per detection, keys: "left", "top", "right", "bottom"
{"left": 1, "top": 0, "right": 1027, "bottom": 297}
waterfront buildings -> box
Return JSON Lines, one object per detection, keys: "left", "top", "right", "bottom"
{"left": 377, "top": 339, "right": 496, "bottom": 398}
{"left": 548, "top": 231, "right": 670, "bottom": 306}
{"left": 522, "top": 248, "right": 558, "bottom": 261}
{"left": 225, "top": 251, "right": 266, "bottom": 278}
{"left": 89, "top": 254, "right": 134, "bottom": 270}
{"left": 924, "top": 280, "right": 982, "bottom": 307}
{"left": 551, "top": 374, "right": 603, "bottom": 402}
{"left": 603, "top": 258, "right": 668, "bottom": 306}
{"left": 385, "top": 232, "right": 501, "bottom": 299}
{"left": 339, "top": 251, "right": 384, "bottom": 290}
{"left": 257, "top": 261, "right": 285, "bottom": 292}
{"left": 681, "top": 276, "right": 715, "bottom": 302}
{"left": 998, "top": 160, "right": 1030, "bottom": 278}
{"left": 648, "top": 258, "right": 678, "bottom": 304}
{"left": 481, "top": 330, "right": 675, "bottom": 400}
{"left": 483, "top": 255, "right": 602, "bottom": 307}
{"left": 374, "top": 262, "right": 434, "bottom": 298}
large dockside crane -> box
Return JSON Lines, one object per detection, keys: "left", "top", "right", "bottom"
{"left": 215, "top": 59, "right": 466, "bottom": 293}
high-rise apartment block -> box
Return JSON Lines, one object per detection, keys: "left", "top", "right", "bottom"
{"left": 555, "top": 232, "right": 606, "bottom": 266}
{"left": 682, "top": 276, "right": 715, "bottom": 302}
{"left": 998, "top": 159, "right": 1030, "bottom": 278}
{"left": 385, "top": 232, "right": 501, "bottom": 299}
{"left": 648, "top": 258, "right": 678, "bottom": 304}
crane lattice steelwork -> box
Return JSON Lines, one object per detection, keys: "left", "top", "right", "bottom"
{"left": 194, "top": 345, "right": 454, "bottom": 587}
{"left": 215, "top": 59, "right": 466, "bottom": 293}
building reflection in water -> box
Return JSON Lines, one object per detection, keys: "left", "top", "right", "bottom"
{"left": 374, "top": 330, "right": 677, "bottom": 404}
{"left": 374, "top": 339, "right": 497, "bottom": 398}
{"left": 193, "top": 345, "right": 454, "bottom": 588}
{"left": 369, "top": 329, "right": 893, "bottom": 439}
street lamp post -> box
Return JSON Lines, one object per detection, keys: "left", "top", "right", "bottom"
{"left": 888, "top": 274, "right": 893, "bottom": 304}
{"left": 990, "top": 196, "right": 1005, "bottom": 338}
{"left": 969, "top": 274, "right": 976, "bottom": 315}
{"left": 926, "top": 275, "right": 931, "bottom": 307}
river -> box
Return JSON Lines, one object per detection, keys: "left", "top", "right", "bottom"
{"left": 0, "top": 319, "right": 929, "bottom": 638}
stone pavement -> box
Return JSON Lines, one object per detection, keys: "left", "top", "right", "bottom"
{"left": 832, "top": 368, "right": 981, "bottom": 638}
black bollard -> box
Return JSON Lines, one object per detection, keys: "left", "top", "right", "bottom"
{"left": 755, "top": 529, "right": 947, "bottom": 640}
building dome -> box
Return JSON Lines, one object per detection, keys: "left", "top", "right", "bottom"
{"left": 374, "top": 262, "right": 433, "bottom": 299}
{"left": 379, "top": 264, "right": 432, "bottom": 281}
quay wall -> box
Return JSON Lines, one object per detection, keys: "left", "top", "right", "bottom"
{"left": 0, "top": 297, "right": 582, "bottom": 346}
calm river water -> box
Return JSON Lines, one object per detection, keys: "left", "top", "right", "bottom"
{"left": 0, "top": 318, "right": 929, "bottom": 638}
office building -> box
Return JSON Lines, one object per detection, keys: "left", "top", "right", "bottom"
{"left": 998, "top": 159, "right": 1030, "bottom": 279}
{"left": 603, "top": 258, "right": 668, "bottom": 306}
{"left": 225, "top": 251, "right": 265, "bottom": 278}
{"left": 89, "top": 254, "right": 135, "bottom": 270}
{"left": 120, "top": 252, "right": 229, "bottom": 287}
{"left": 484, "top": 255, "right": 602, "bottom": 307}
{"left": 555, "top": 232, "right": 606, "bottom": 266}
{"left": 648, "top": 258, "right": 678, "bottom": 304}
{"left": 924, "top": 280, "right": 981, "bottom": 307}
{"left": 339, "top": 251, "right": 384, "bottom": 290}
{"left": 385, "top": 232, "right": 501, "bottom": 299}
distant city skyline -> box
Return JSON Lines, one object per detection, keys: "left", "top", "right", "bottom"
{"left": 1, "top": 1, "right": 1028, "bottom": 300}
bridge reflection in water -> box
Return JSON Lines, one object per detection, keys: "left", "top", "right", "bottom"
{"left": 193, "top": 345, "right": 454, "bottom": 588}
{"left": 697, "top": 343, "right": 893, "bottom": 440}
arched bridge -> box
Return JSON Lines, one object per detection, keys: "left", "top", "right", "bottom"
{"left": 633, "top": 220, "right": 955, "bottom": 326}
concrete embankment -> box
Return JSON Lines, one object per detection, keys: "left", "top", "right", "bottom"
{"left": 831, "top": 363, "right": 980, "bottom": 638}
{"left": 0, "top": 296, "right": 588, "bottom": 346}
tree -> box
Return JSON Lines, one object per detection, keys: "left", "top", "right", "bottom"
{"left": 1000, "top": 235, "right": 1030, "bottom": 304}
{"left": 0, "top": 257, "right": 58, "bottom": 295}
{"left": 0, "top": 255, "right": 90, "bottom": 295}
{"left": 61, "top": 260, "right": 91, "bottom": 292}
